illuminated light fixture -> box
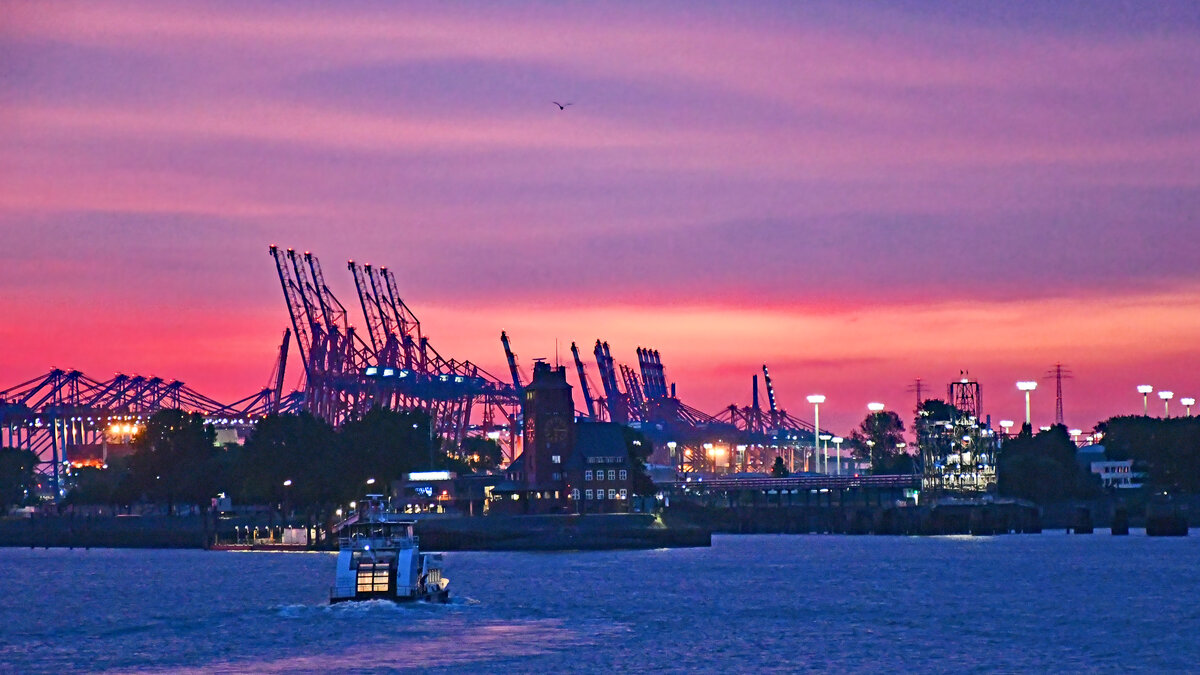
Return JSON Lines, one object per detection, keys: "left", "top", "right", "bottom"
{"left": 1181, "top": 397, "right": 1195, "bottom": 416}
{"left": 1016, "top": 381, "right": 1038, "bottom": 427}
{"left": 365, "top": 367, "right": 378, "bottom": 376}
{"left": 867, "top": 402, "right": 885, "bottom": 412}
{"left": 806, "top": 395, "right": 826, "bottom": 474}
{"left": 382, "top": 368, "right": 395, "bottom": 377}
{"left": 282, "top": 479, "right": 293, "bottom": 487}
{"left": 1137, "top": 385, "right": 1154, "bottom": 416}
{"left": 1159, "top": 390, "right": 1174, "bottom": 417}
{"left": 408, "top": 471, "right": 452, "bottom": 481}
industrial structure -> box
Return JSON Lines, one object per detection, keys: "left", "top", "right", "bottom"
{"left": 0, "top": 362, "right": 300, "bottom": 497}
{"left": 3, "top": 245, "right": 840, "bottom": 498}
{"left": 919, "top": 373, "right": 998, "bottom": 495}
{"left": 501, "top": 333, "right": 826, "bottom": 475}
{"left": 269, "top": 246, "right": 519, "bottom": 451}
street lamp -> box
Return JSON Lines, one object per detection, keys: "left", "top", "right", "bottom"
{"left": 1182, "top": 397, "right": 1195, "bottom": 416}
{"left": 1016, "top": 381, "right": 1038, "bottom": 427}
{"left": 1137, "top": 385, "right": 1153, "bottom": 416}
{"left": 832, "top": 437, "right": 844, "bottom": 475}
{"left": 865, "top": 440, "right": 875, "bottom": 474}
{"left": 1069, "top": 429, "right": 1082, "bottom": 445}
{"left": 819, "top": 434, "right": 832, "bottom": 474}
{"left": 999, "top": 420, "right": 1015, "bottom": 437}
{"left": 807, "top": 395, "right": 825, "bottom": 473}
{"left": 282, "top": 479, "right": 292, "bottom": 487}
{"left": 867, "top": 402, "right": 885, "bottom": 413}
{"left": 1159, "top": 390, "right": 1174, "bottom": 418}
{"left": 366, "top": 477, "right": 376, "bottom": 486}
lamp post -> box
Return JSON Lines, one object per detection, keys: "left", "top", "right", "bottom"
{"left": 999, "top": 420, "right": 1015, "bottom": 437}
{"left": 282, "top": 479, "right": 293, "bottom": 523}
{"left": 1182, "top": 397, "right": 1195, "bottom": 417}
{"left": 865, "top": 440, "right": 875, "bottom": 475}
{"left": 1016, "top": 381, "right": 1038, "bottom": 428}
{"left": 864, "top": 403, "right": 886, "bottom": 475}
{"left": 832, "top": 437, "right": 844, "bottom": 475}
{"left": 1069, "top": 428, "right": 1082, "bottom": 445}
{"left": 807, "top": 395, "right": 825, "bottom": 473}
{"left": 1137, "top": 385, "right": 1153, "bottom": 416}
{"left": 819, "top": 434, "right": 832, "bottom": 474}
{"left": 1159, "top": 390, "right": 1174, "bottom": 418}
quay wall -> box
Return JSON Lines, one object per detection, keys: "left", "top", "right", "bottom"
{"left": 0, "top": 513, "right": 712, "bottom": 551}
{"left": 665, "top": 502, "right": 1043, "bottom": 536}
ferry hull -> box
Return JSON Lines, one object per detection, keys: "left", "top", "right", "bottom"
{"left": 329, "top": 589, "right": 449, "bottom": 604}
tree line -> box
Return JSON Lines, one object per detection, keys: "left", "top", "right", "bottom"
{"left": 62, "top": 407, "right": 501, "bottom": 520}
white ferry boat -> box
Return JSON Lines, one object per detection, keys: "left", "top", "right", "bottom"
{"left": 329, "top": 495, "right": 449, "bottom": 603}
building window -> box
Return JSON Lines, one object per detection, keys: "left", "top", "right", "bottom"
{"left": 585, "top": 489, "right": 593, "bottom": 499}
{"left": 552, "top": 455, "right": 561, "bottom": 464}
{"left": 571, "top": 489, "right": 579, "bottom": 500}
{"left": 608, "top": 489, "right": 616, "bottom": 500}
{"left": 608, "top": 470, "right": 616, "bottom": 480}
{"left": 619, "top": 470, "right": 627, "bottom": 481}
{"left": 596, "top": 489, "right": 604, "bottom": 500}
{"left": 619, "top": 489, "right": 627, "bottom": 499}
{"left": 585, "top": 470, "right": 593, "bottom": 481}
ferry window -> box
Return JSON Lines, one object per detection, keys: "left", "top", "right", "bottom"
{"left": 619, "top": 470, "right": 627, "bottom": 481}
{"left": 608, "top": 470, "right": 616, "bottom": 480}
{"left": 585, "top": 470, "right": 592, "bottom": 481}
{"left": 608, "top": 489, "right": 616, "bottom": 499}
{"left": 585, "top": 489, "right": 593, "bottom": 499}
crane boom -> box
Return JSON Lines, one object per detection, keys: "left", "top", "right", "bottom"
{"left": 270, "top": 328, "right": 291, "bottom": 414}
{"left": 500, "top": 331, "right": 524, "bottom": 391}
{"left": 571, "top": 341, "right": 597, "bottom": 419}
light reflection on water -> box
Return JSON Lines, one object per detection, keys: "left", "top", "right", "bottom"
{"left": 1, "top": 534, "right": 1198, "bottom": 673}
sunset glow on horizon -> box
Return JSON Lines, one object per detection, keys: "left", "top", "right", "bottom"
{"left": 3, "top": 1, "right": 1200, "bottom": 433}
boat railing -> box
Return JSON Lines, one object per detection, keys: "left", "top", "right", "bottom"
{"left": 337, "top": 534, "right": 419, "bottom": 549}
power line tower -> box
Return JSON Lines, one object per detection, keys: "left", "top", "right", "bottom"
{"left": 1045, "top": 363, "right": 1073, "bottom": 426}
{"left": 906, "top": 377, "right": 925, "bottom": 409}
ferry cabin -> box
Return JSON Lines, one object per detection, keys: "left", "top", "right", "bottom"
{"left": 331, "top": 519, "right": 443, "bottom": 602}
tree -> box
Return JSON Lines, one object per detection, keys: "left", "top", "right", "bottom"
{"left": 66, "top": 457, "right": 132, "bottom": 506}
{"left": 340, "top": 408, "right": 443, "bottom": 488}
{"left": 128, "top": 409, "right": 219, "bottom": 514}
{"left": 0, "top": 447, "right": 38, "bottom": 509}
{"left": 996, "top": 424, "right": 1098, "bottom": 503}
{"left": 461, "top": 436, "right": 504, "bottom": 472}
{"left": 771, "top": 456, "right": 789, "bottom": 478}
{"left": 1100, "top": 416, "right": 1200, "bottom": 493}
{"left": 848, "top": 410, "right": 911, "bottom": 473}
{"left": 621, "top": 427, "right": 656, "bottom": 496}
{"left": 238, "top": 412, "right": 344, "bottom": 510}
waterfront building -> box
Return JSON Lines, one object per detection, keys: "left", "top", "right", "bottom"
{"left": 491, "top": 361, "right": 632, "bottom": 514}
{"left": 1075, "top": 445, "right": 1143, "bottom": 489}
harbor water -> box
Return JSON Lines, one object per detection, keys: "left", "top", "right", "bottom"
{"left": 1, "top": 532, "right": 1197, "bottom": 673}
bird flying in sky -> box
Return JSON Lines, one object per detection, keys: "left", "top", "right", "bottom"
{"left": 552, "top": 101, "right": 574, "bottom": 110}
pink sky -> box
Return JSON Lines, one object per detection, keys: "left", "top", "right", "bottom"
{"left": 3, "top": 1, "right": 1199, "bottom": 433}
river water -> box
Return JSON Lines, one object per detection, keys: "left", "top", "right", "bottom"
{"left": 0, "top": 532, "right": 1197, "bottom": 673}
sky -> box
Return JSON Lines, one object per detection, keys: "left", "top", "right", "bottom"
{"left": 2, "top": 1, "right": 1199, "bottom": 434}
